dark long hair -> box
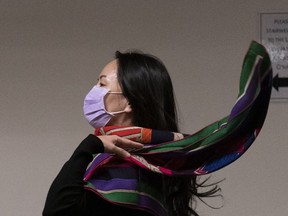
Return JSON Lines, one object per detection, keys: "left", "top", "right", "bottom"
{"left": 115, "top": 51, "right": 221, "bottom": 216}
{"left": 116, "top": 50, "right": 177, "bottom": 131}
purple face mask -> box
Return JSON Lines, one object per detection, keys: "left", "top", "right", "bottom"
{"left": 83, "top": 86, "right": 124, "bottom": 128}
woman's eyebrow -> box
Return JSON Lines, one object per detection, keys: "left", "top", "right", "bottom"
{"left": 98, "top": 75, "right": 109, "bottom": 83}
{"left": 99, "top": 75, "right": 107, "bottom": 80}
{"left": 99, "top": 74, "right": 117, "bottom": 81}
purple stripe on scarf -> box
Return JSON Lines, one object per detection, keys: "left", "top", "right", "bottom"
{"left": 89, "top": 178, "right": 138, "bottom": 191}
{"left": 229, "top": 59, "right": 261, "bottom": 121}
{"left": 84, "top": 153, "right": 111, "bottom": 180}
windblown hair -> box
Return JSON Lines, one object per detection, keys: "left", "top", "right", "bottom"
{"left": 115, "top": 50, "right": 222, "bottom": 216}
{"left": 115, "top": 50, "right": 177, "bottom": 131}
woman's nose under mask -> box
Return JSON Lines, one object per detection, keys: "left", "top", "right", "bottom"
{"left": 83, "top": 85, "right": 125, "bottom": 128}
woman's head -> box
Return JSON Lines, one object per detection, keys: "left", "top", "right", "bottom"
{"left": 93, "top": 50, "right": 178, "bottom": 131}
{"left": 94, "top": 59, "right": 133, "bottom": 127}
{"left": 115, "top": 51, "right": 178, "bottom": 131}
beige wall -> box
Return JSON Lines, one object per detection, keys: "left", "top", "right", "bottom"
{"left": 1, "top": 1, "right": 287, "bottom": 215}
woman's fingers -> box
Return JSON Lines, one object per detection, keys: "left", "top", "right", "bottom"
{"left": 111, "top": 146, "right": 131, "bottom": 158}
{"left": 115, "top": 136, "right": 144, "bottom": 149}
{"left": 98, "top": 135, "right": 143, "bottom": 157}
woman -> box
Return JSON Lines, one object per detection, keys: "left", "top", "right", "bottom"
{"left": 43, "top": 51, "right": 219, "bottom": 216}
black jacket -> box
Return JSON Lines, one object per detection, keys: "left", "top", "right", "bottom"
{"left": 43, "top": 134, "right": 153, "bottom": 216}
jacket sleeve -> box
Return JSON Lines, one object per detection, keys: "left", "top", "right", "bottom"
{"left": 42, "top": 134, "right": 104, "bottom": 216}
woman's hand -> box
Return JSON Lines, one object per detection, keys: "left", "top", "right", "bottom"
{"left": 97, "top": 135, "right": 144, "bottom": 158}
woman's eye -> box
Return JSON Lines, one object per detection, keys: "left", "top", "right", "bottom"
{"left": 96, "top": 79, "right": 105, "bottom": 87}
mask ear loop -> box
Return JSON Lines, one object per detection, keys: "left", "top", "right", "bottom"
{"left": 109, "top": 110, "right": 126, "bottom": 116}
{"left": 106, "top": 91, "right": 127, "bottom": 116}
{"left": 108, "top": 91, "right": 123, "bottom": 94}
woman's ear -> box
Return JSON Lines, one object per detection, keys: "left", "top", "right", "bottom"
{"left": 124, "top": 103, "right": 132, "bottom": 113}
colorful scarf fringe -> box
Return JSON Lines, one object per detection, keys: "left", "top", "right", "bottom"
{"left": 83, "top": 41, "right": 272, "bottom": 215}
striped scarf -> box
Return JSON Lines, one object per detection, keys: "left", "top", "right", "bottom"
{"left": 83, "top": 41, "right": 272, "bottom": 215}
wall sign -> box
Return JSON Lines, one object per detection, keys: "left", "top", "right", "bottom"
{"left": 260, "top": 13, "right": 288, "bottom": 101}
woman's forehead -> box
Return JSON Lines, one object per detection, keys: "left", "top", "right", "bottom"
{"left": 98, "top": 60, "right": 118, "bottom": 81}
